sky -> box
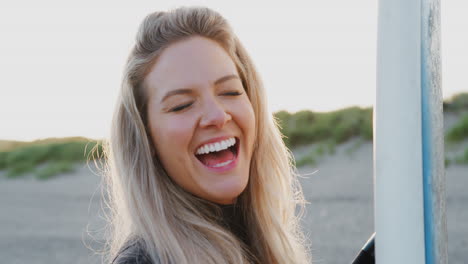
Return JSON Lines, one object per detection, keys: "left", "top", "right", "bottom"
{"left": 0, "top": 0, "right": 467, "bottom": 141}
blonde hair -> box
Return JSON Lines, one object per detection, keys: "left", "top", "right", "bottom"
{"left": 103, "top": 6, "right": 310, "bottom": 264}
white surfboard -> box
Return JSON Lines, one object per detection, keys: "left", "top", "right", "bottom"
{"left": 375, "top": 0, "right": 447, "bottom": 263}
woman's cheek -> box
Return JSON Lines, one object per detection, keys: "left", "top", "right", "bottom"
{"left": 162, "top": 114, "right": 197, "bottom": 141}
{"left": 237, "top": 99, "right": 255, "bottom": 126}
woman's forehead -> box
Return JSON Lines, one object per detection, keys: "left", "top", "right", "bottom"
{"left": 144, "top": 36, "right": 238, "bottom": 99}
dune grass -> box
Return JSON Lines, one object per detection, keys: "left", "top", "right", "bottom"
{"left": 445, "top": 103, "right": 468, "bottom": 166}
{"left": 294, "top": 140, "right": 337, "bottom": 167}
{"left": 296, "top": 153, "right": 317, "bottom": 167}
{"left": 443, "top": 93, "right": 468, "bottom": 113}
{"left": 276, "top": 93, "right": 468, "bottom": 150}
{"left": 446, "top": 114, "right": 468, "bottom": 143}
{"left": 0, "top": 138, "right": 103, "bottom": 180}
{"left": 274, "top": 106, "right": 372, "bottom": 149}
{"left": 36, "top": 161, "right": 75, "bottom": 180}
{"left": 276, "top": 92, "right": 468, "bottom": 167}
{"left": 1, "top": 93, "right": 467, "bottom": 178}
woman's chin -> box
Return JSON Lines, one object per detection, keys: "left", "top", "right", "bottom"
{"left": 202, "top": 180, "right": 247, "bottom": 205}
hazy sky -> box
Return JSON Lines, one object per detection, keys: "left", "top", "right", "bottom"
{"left": 1, "top": 0, "right": 467, "bottom": 141}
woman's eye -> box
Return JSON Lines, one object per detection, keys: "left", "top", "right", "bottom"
{"left": 170, "top": 102, "right": 193, "bottom": 112}
{"left": 222, "top": 91, "right": 243, "bottom": 96}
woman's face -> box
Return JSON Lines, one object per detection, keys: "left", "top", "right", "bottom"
{"left": 144, "top": 36, "right": 256, "bottom": 205}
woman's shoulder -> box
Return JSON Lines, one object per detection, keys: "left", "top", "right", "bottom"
{"left": 112, "top": 238, "right": 154, "bottom": 264}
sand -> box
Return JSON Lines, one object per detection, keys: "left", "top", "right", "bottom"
{"left": 0, "top": 141, "right": 466, "bottom": 264}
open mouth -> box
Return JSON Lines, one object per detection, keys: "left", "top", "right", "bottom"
{"left": 195, "top": 137, "right": 239, "bottom": 168}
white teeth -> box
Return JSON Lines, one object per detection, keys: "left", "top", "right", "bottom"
{"left": 195, "top": 137, "right": 236, "bottom": 155}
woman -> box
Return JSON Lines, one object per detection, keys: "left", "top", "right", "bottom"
{"left": 104, "top": 6, "right": 310, "bottom": 264}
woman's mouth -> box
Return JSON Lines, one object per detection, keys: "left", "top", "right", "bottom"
{"left": 195, "top": 137, "right": 239, "bottom": 170}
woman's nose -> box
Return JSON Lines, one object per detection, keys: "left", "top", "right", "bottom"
{"left": 199, "top": 98, "right": 232, "bottom": 129}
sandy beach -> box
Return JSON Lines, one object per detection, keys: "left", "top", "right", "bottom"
{"left": 0, "top": 141, "right": 466, "bottom": 264}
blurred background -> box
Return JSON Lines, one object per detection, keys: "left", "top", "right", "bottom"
{"left": 0, "top": 1, "right": 467, "bottom": 263}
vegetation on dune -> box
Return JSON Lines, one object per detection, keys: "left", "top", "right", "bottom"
{"left": 443, "top": 93, "right": 468, "bottom": 113}
{"left": 276, "top": 92, "right": 468, "bottom": 166}
{"left": 274, "top": 106, "right": 372, "bottom": 149}
{"left": 295, "top": 153, "right": 316, "bottom": 167}
{"left": 444, "top": 94, "right": 468, "bottom": 165}
{"left": 0, "top": 138, "right": 103, "bottom": 180}
{"left": 294, "top": 140, "right": 338, "bottom": 167}
{"left": 446, "top": 114, "right": 468, "bottom": 143}
{"left": 0, "top": 93, "right": 467, "bottom": 178}
{"left": 0, "top": 136, "right": 93, "bottom": 152}
{"left": 36, "top": 161, "right": 75, "bottom": 180}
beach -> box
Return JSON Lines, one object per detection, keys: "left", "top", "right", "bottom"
{"left": 0, "top": 141, "right": 466, "bottom": 264}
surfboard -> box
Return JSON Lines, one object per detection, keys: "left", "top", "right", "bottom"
{"left": 375, "top": 0, "right": 447, "bottom": 263}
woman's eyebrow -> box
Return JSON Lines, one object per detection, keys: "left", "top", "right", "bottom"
{"left": 161, "top": 74, "right": 240, "bottom": 103}
{"left": 161, "top": 88, "right": 194, "bottom": 103}
{"left": 214, "top": 74, "right": 240, "bottom": 85}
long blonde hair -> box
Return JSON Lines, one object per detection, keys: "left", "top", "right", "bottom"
{"left": 103, "top": 6, "right": 310, "bottom": 264}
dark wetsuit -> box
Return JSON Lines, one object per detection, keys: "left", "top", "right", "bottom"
{"left": 112, "top": 204, "right": 248, "bottom": 264}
